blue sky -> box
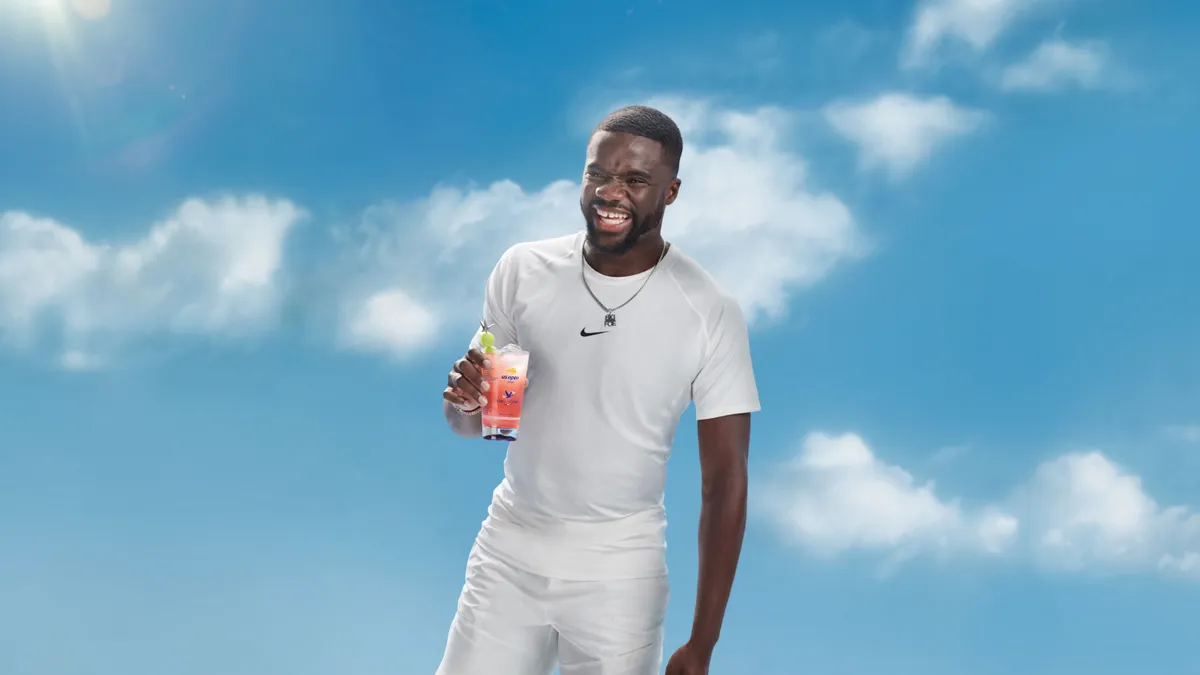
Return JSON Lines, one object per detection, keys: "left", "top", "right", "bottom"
{"left": 1, "top": 0, "right": 1198, "bottom": 673}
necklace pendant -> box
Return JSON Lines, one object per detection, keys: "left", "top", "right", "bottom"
{"left": 604, "top": 313, "right": 616, "bottom": 327}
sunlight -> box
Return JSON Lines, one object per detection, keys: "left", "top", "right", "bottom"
{"left": 71, "top": 0, "right": 110, "bottom": 20}
{"left": 17, "top": 0, "right": 62, "bottom": 12}
{"left": 13, "top": 0, "right": 69, "bottom": 28}
{"left": 12, "top": 0, "right": 110, "bottom": 22}
{"left": 6, "top": 0, "right": 112, "bottom": 58}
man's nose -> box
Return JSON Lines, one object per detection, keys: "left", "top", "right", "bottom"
{"left": 595, "top": 180, "right": 625, "bottom": 202}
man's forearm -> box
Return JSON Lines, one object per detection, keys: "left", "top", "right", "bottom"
{"left": 443, "top": 399, "right": 483, "bottom": 438}
{"left": 689, "top": 472, "right": 748, "bottom": 653}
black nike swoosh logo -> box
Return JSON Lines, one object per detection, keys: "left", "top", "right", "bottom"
{"left": 580, "top": 328, "right": 608, "bottom": 337}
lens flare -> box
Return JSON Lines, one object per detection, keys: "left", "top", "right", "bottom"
{"left": 71, "top": 0, "right": 111, "bottom": 20}
{"left": 14, "top": 0, "right": 111, "bottom": 22}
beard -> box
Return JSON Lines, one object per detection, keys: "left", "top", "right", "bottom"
{"left": 581, "top": 199, "right": 666, "bottom": 255}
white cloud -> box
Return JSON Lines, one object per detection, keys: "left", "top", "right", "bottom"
{"left": 762, "top": 434, "right": 1200, "bottom": 580}
{"left": 824, "top": 93, "right": 988, "bottom": 179}
{"left": 59, "top": 349, "right": 106, "bottom": 371}
{"left": 339, "top": 288, "right": 440, "bottom": 357}
{"left": 1000, "top": 38, "right": 1110, "bottom": 91}
{"left": 1163, "top": 425, "right": 1200, "bottom": 443}
{"left": 336, "top": 97, "right": 865, "bottom": 360}
{"left": 1016, "top": 452, "right": 1200, "bottom": 578}
{"left": 816, "top": 20, "right": 875, "bottom": 62}
{"left": 737, "top": 30, "right": 783, "bottom": 73}
{"left": 761, "top": 432, "right": 1019, "bottom": 558}
{"left": 902, "top": 0, "right": 1055, "bottom": 68}
{"left": 0, "top": 196, "right": 303, "bottom": 365}
{"left": 930, "top": 443, "right": 972, "bottom": 465}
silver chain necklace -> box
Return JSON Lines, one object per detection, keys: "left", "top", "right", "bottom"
{"left": 580, "top": 239, "right": 669, "bottom": 327}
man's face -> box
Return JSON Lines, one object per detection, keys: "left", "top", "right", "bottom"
{"left": 579, "top": 131, "right": 681, "bottom": 255}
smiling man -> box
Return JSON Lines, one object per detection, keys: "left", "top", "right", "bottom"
{"left": 437, "top": 106, "right": 759, "bottom": 675}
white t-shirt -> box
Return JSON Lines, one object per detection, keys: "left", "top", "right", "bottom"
{"left": 466, "top": 231, "right": 759, "bottom": 581}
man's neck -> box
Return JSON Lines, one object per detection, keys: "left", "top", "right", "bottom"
{"left": 584, "top": 233, "right": 668, "bottom": 277}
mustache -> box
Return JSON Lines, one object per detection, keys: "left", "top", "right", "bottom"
{"left": 588, "top": 199, "right": 635, "bottom": 216}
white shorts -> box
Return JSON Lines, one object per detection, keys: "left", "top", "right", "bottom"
{"left": 435, "top": 542, "right": 669, "bottom": 675}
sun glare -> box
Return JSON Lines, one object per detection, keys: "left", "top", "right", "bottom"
{"left": 71, "top": 0, "right": 111, "bottom": 21}
{"left": 14, "top": 0, "right": 110, "bottom": 21}
{"left": 13, "top": 0, "right": 68, "bottom": 26}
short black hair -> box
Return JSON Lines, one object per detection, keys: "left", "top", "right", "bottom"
{"left": 593, "top": 105, "right": 683, "bottom": 174}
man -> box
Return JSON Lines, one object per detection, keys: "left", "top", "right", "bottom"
{"left": 437, "top": 105, "right": 758, "bottom": 675}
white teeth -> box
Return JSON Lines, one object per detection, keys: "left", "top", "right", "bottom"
{"left": 595, "top": 207, "right": 629, "bottom": 220}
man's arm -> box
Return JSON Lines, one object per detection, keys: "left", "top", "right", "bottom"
{"left": 443, "top": 247, "right": 519, "bottom": 438}
{"left": 687, "top": 411, "right": 751, "bottom": 657}
{"left": 443, "top": 348, "right": 493, "bottom": 438}
{"left": 443, "top": 399, "right": 483, "bottom": 438}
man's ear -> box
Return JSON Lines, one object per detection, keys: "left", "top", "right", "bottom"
{"left": 665, "top": 178, "right": 682, "bottom": 206}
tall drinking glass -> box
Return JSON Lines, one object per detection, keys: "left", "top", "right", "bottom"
{"left": 481, "top": 346, "right": 529, "bottom": 441}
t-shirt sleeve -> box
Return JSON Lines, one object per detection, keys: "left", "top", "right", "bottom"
{"left": 468, "top": 246, "right": 520, "bottom": 352}
{"left": 692, "top": 294, "right": 761, "bottom": 420}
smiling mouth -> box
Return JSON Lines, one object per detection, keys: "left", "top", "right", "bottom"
{"left": 593, "top": 205, "right": 632, "bottom": 233}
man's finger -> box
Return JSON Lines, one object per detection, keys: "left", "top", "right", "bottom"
{"left": 448, "top": 371, "right": 489, "bottom": 407}
{"left": 465, "top": 348, "right": 490, "bottom": 368}
{"left": 454, "top": 359, "right": 488, "bottom": 391}
{"left": 443, "top": 386, "right": 485, "bottom": 409}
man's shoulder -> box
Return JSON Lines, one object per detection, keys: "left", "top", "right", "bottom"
{"left": 497, "top": 232, "right": 580, "bottom": 272}
{"left": 664, "top": 245, "right": 739, "bottom": 311}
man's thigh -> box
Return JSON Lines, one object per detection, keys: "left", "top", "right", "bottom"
{"left": 436, "top": 544, "right": 558, "bottom": 675}
{"left": 550, "top": 575, "right": 670, "bottom": 675}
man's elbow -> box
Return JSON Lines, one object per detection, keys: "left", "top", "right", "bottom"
{"left": 702, "top": 467, "right": 748, "bottom": 504}
{"left": 449, "top": 424, "right": 478, "bottom": 439}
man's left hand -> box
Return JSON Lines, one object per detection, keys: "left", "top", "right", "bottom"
{"left": 665, "top": 642, "right": 711, "bottom": 675}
